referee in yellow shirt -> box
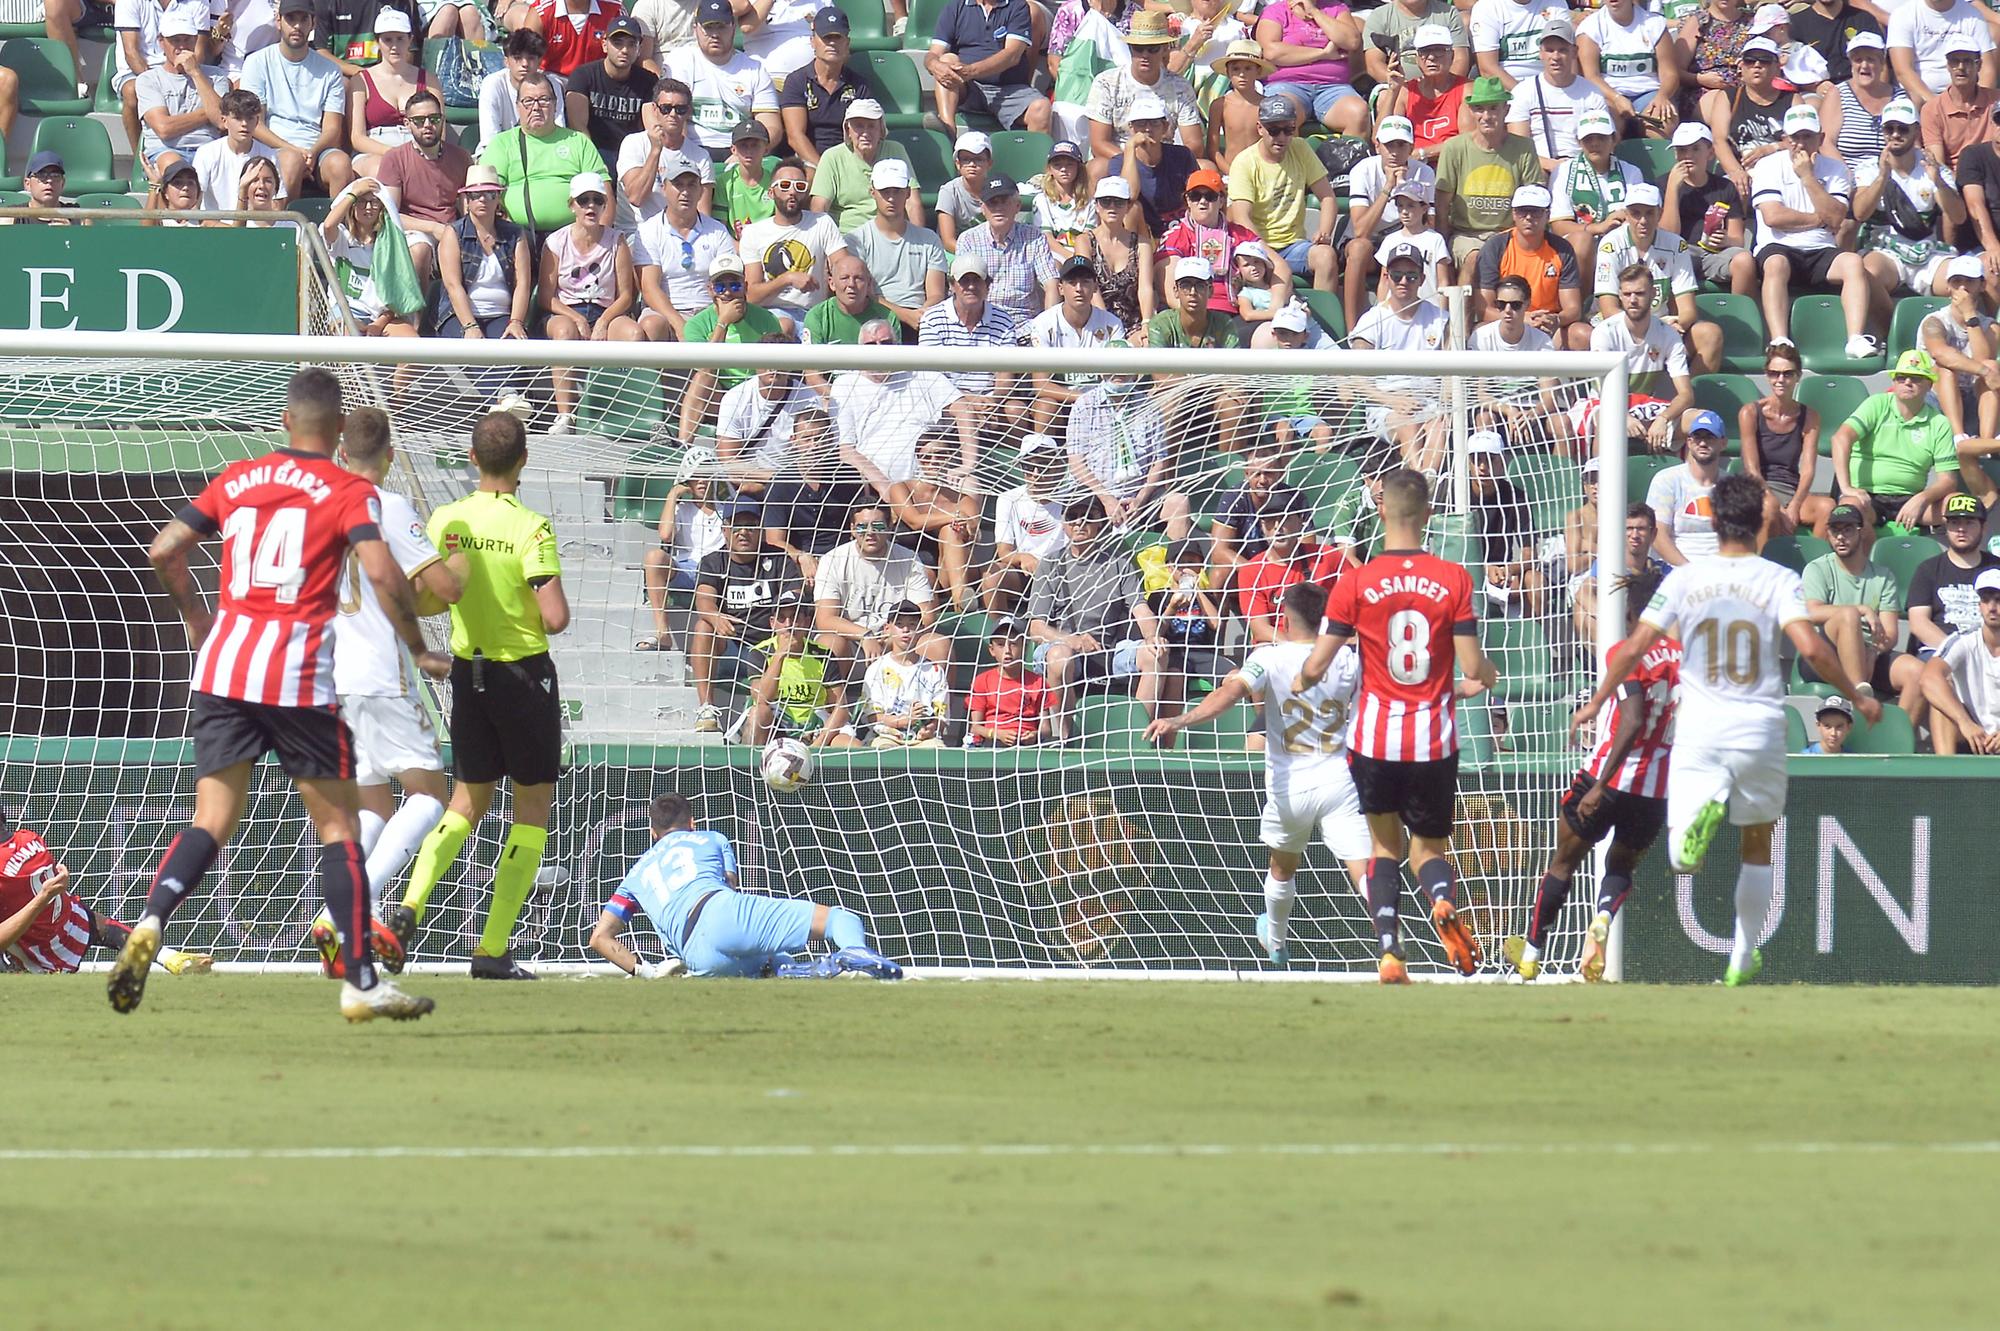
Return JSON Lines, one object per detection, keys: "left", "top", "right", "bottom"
{"left": 389, "top": 412, "right": 571, "bottom": 980}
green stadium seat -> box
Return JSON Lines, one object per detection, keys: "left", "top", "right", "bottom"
{"left": 579, "top": 366, "right": 668, "bottom": 442}
{"left": 1290, "top": 452, "right": 1361, "bottom": 514}
{"left": 1785, "top": 703, "right": 1809, "bottom": 753}
{"left": 1627, "top": 453, "right": 1676, "bottom": 503}
{"left": 1612, "top": 138, "right": 1673, "bottom": 183}
{"left": 1485, "top": 617, "right": 1561, "bottom": 701}
{"left": 1296, "top": 286, "right": 1347, "bottom": 339}
{"left": 75, "top": 191, "right": 144, "bottom": 222}
{"left": 286, "top": 195, "right": 334, "bottom": 221}
{"left": 1761, "top": 533, "right": 1808, "bottom": 572}
{"left": 1456, "top": 694, "right": 1498, "bottom": 769}
{"left": 1692, "top": 373, "right": 1760, "bottom": 439}
{"left": 1, "top": 38, "right": 90, "bottom": 116}
{"left": 456, "top": 121, "right": 480, "bottom": 150}
{"left": 1795, "top": 373, "right": 1868, "bottom": 445}
{"left": 1850, "top": 702, "right": 1917, "bottom": 754}
{"left": 30, "top": 115, "right": 121, "bottom": 194}
{"left": 1887, "top": 295, "right": 1947, "bottom": 356}
{"left": 611, "top": 441, "right": 683, "bottom": 524}
{"left": 1791, "top": 294, "right": 1886, "bottom": 374}
{"left": 1694, "top": 292, "right": 1767, "bottom": 373}
{"left": 0, "top": 190, "right": 24, "bottom": 206}
{"left": 887, "top": 125, "right": 954, "bottom": 191}
{"left": 1791, "top": 530, "right": 1832, "bottom": 566}
{"left": 0, "top": 139, "right": 14, "bottom": 191}
{"left": 1871, "top": 534, "right": 1942, "bottom": 599}
{"left": 860, "top": 51, "right": 928, "bottom": 128}
{"left": 837, "top": 0, "right": 902, "bottom": 51}
{"left": 988, "top": 129, "right": 1053, "bottom": 186}
{"left": 1078, "top": 697, "right": 1151, "bottom": 749}
{"left": 903, "top": 0, "right": 947, "bottom": 48}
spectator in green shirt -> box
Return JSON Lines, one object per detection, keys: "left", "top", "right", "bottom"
{"left": 1829, "top": 349, "right": 1965, "bottom": 535}
{"left": 679, "top": 253, "right": 787, "bottom": 444}
{"left": 1145, "top": 256, "right": 1248, "bottom": 451}
{"left": 717, "top": 120, "right": 778, "bottom": 237}
{"left": 481, "top": 71, "right": 600, "bottom": 233}
{"left": 1801, "top": 501, "right": 1927, "bottom": 715}
{"left": 803, "top": 252, "right": 894, "bottom": 345}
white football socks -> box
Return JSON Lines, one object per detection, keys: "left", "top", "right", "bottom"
{"left": 357, "top": 809, "right": 387, "bottom": 858}
{"left": 1264, "top": 873, "right": 1295, "bottom": 948}
{"left": 367, "top": 795, "right": 445, "bottom": 913}
{"left": 1730, "top": 862, "right": 1774, "bottom": 972}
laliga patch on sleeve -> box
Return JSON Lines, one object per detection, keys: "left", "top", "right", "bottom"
{"left": 411, "top": 520, "right": 426, "bottom": 542}
{"left": 367, "top": 494, "right": 383, "bottom": 523}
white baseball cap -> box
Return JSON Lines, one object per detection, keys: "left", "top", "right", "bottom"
{"left": 1271, "top": 302, "right": 1311, "bottom": 333}
{"left": 1749, "top": 2, "right": 1788, "bottom": 32}
{"left": 1467, "top": 431, "right": 1505, "bottom": 456}
{"left": 843, "top": 97, "right": 885, "bottom": 122}
{"left": 568, "top": 171, "right": 610, "bottom": 199}
{"left": 1671, "top": 122, "right": 1713, "bottom": 147}
{"left": 1846, "top": 31, "right": 1886, "bottom": 52}
{"left": 1576, "top": 108, "right": 1617, "bottom": 140}
{"left": 1947, "top": 253, "right": 1986, "bottom": 283}
{"left": 1782, "top": 103, "right": 1822, "bottom": 136}
{"left": 1234, "top": 239, "right": 1273, "bottom": 267}
{"left": 870, "top": 157, "right": 911, "bottom": 189}
{"left": 1018, "top": 431, "right": 1061, "bottom": 460}
{"left": 1411, "top": 23, "right": 1455, "bottom": 49}
{"left": 1172, "top": 256, "right": 1214, "bottom": 283}
{"left": 1127, "top": 91, "right": 1169, "bottom": 122}
{"left": 1881, "top": 98, "right": 1919, "bottom": 125}
{"left": 1581, "top": 456, "right": 1601, "bottom": 476}
{"left": 954, "top": 130, "right": 991, "bottom": 156}
{"left": 1511, "top": 184, "right": 1552, "bottom": 210}
{"left": 1975, "top": 568, "right": 2000, "bottom": 595}
{"left": 1376, "top": 115, "right": 1414, "bottom": 143}
{"left": 659, "top": 149, "right": 705, "bottom": 181}
{"left": 159, "top": 10, "right": 204, "bottom": 36}
{"left": 373, "top": 7, "right": 412, "bottom": 33}
{"left": 1093, "top": 174, "right": 1133, "bottom": 200}
{"left": 1625, "top": 182, "right": 1662, "bottom": 208}
{"left": 950, "top": 251, "right": 989, "bottom": 281}
{"left": 708, "top": 251, "right": 745, "bottom": 278}
{"left": 1742, "top": 36, "right": 1782, "bottom": 60}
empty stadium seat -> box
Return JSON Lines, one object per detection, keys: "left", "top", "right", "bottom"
{"left": 1791, "top": 294, "right": 1886, "bottom": 374}
{"left": 1079, "top": 697, "right": 1151, "bottom": 749}
{"left": 887, "top": 125, "right": 953, "bottom": 191}
{"left": 838, "top": 0, "right": 902, "bottom": 52}
{"left": 1, "top": 37, "right": 90, "bottom": 116}
{"left": 30, "top": 115, "right": 121, "bottom": 194}
{"left": 1887, "top": 295, "right": 1947, "bottom": 356}
{"left": 611, "top": 440, "right": 683, "bottom": 524}
{"left": 579, "top": 366, "right": 668, "bottom": 442}
{"left": 1872, "top": 534, "right": 1942, "bottom": 599}
{"left": 1694, "top": 292, "right": 1767, "bottom": 372}
{"left": 1785, "top": 703, "right": 1809, "bottom": 753}
{"left": 863, "top": 50, "right": 928, "bottom": 126}
{"left": 903, "top": 0, "right": 948, "bottom": 49}
{"left": 1296, "top": 286, "right": 1347, "bottom": 339}
{"left": 1795, "top": 373, "right": 1868, "bottom": 443}
{"left": 1692, "top": 373, "right": 1760, "bottom": 435}
{"left": 1849, "top": 702, "right": 1916, "bottom": 755}
{"left": 1627, "top": 453, "right": 1677, "bottom": 501}
{"left": 1762, "top": 533, "right": 1808, "bottom": 572}
{"left": 988, "top": 129, "right": 1053, "bottom": 185}
{"left": 75, "top": 191, "right": 143, "bottom": 222}
{"left": 1612, "top": 138, "right": 1672, "bottom": 183}
{"left": 1485, "top": 617, "right": 1562, "bottom": 702}
{"left": 0, "top": 139, "right": 14, "bottom": 190}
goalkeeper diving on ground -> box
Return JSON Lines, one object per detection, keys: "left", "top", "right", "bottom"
{"left": 588, "top": 793, "right": 903, "bottom": 980}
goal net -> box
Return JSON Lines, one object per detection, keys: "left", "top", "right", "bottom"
{"left": 0, "top": 327, "right": 1628, "bottom": 977}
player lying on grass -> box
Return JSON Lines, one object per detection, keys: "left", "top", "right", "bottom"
{"left": 1296, "top": 469, "right": 1498, "bottom": 983}
{"left": 0, "top": 820, "right": 212, "bottom": 977}
{"left": 1505, "top": 569, "right": 1679, "bottom": 983}
{"left": 1147, "top": 582, "right": 1369, "bottom": 969}
{"left": 1570, "top": 473, "right": 1879, "bottom": 986}
{"left": 588, "top": 793, "right": 902, "bottom": 979}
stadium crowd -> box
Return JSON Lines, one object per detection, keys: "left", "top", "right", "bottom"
{"left": 7, "top": 0, "right": 2000, "bottom": 751}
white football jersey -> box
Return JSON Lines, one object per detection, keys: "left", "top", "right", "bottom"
{"left": 1640, "top": 552, "right": 1808, "bottom": 750}
{"left": 334, "top": 487, "right": 442, "bottom": 698}
{"left": 1236, "top": 640, "right": 1361, "bottom": 794}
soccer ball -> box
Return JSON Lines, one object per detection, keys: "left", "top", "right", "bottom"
{"left": 760, "top": 737, "right": 814, "bottom": 792}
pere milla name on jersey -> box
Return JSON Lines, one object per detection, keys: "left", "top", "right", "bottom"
{"left": 222, "top": 460, "right": 339, "bottom": 505}
{"left": 1667, "top": 579, "right": 1784, "bottom": 612}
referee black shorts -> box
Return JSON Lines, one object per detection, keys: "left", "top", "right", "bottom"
{"left": 1347, "top": 751, "right": 1460, "bottom": 841}
{"left": 450, "top": 652, "right": 563, "bottom": 786}
{"left": 191, "top": 692, "right": 355, "bottom": 781}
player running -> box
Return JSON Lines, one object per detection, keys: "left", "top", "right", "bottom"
{"left": 308, "top": 408, "right": 463, "bottom": 979}
{"left": 588, "top": 793, "right": 903, "bottom": 980}
{"left": 1, "top": 820, "right": 211, "bottom": 976}
{"left": 1146, "top": 582, "right": 1368, "bottom": 968}
{"left": 1296, "top": 468, "right": 1498, "bottom": 983}
{"left": 1570, "top": 474, "right": 1880, "bottom": 985}
{"left": 119, "top": 369, "right": 448, "bottom": 1023}
{"left": 1505, "top": 569, "right": 1679, "bottom": 983}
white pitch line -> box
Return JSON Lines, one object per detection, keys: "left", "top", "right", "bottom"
{"left": 2, "top": 1142, "right": 1999, "bottom": 1163}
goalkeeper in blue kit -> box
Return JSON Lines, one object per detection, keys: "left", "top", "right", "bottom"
{"left": 588, "top": 793, "right": 902, "bottom": 980}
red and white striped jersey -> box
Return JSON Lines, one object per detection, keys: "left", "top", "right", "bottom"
{"left": 1325, "top": 550, "right": 1477, "bottom": 762}
{"left": 180, "top": 450, "right": 383, "bottom": 707}
{"left": 1584, "top": 636, "right": 1682, "bottom": 798}
{"left": 0, "top": 828, "right": 91, "bottom": 973}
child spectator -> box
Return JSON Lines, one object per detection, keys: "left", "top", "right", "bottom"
{"left": 744, "top": 592, "right": 860, "bottom": 748}
{"left": 644, "top": 448, "right": 729, "bottom": 608}
{"left": 863, "top": 603, "right": 950, "bottom": 749}
{"left": 1029, "top": 140, "right": 1096, "bottom": 259}
{"left": 322, "top": 176, "right": 421, "bottom": 336}
{"left": 195, "top": 89, "right": 282, "bottom": 211}
{"left": 1342, "top": 114, "right": 1436, "bottom": 329}
{"left": 1801, "top": 696, "right": 1852, "bottom": 754}
{"left": 938, "top": 131, "right": 995, "bottom": 250}
{"left": 1549, "top": 107, "right": 1641, "bottom": 258}
{"left": 1230, "top": 241, "right": 1283, "bottom": 327}
{"left": 716, "top": 120, "right": 777, "bottom": 237}
{"left": 1149, "top": 538, "right": 1222, "bottom": 660}
{"left": 967, "top": 618, "right": 1048, "bottom": 746}
{"left": 1375, "top": 179, "right": 1452, "bottom": 303}
{"left": 1206, "top": 39, "right": 1273, "bottom": 171}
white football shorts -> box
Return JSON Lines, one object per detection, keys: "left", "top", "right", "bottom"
{"left": 343, "top": 692, "right": 443, "bottom": 787}
{"left": 1665, "top": 740, "right": 1787, "bottom": 845}
{"left": 1260, "top": 768, "right": 1371, "bottom": 860}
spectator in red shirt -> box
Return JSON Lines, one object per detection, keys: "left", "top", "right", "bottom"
{"left": 518, "top": 0, "right": 624, "bottom": 77}
{"left": 967, "top": 617, "right": 1048, "bottom": 745}
{"left": 1234, "top": 496, "right": 1349, "bottom": 642}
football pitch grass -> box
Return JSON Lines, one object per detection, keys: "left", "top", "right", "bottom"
{"left": 9, "top": 977, "right": 1998, "bottom": 1330}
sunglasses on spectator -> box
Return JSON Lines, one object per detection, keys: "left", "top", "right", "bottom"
{"left": 1186, "top": 189, "right": 1219, "bottom": 202}
{"left": 1766, "top": 365, "right": 1798, "bottom": 377}
{"left": 574, "top": 193, "right": 607, "bottom": 207}
{"left": 659, "top": 102, "right": 692, "bottom": 115}
{"left": 854, "top": 520, "right": 892, "bottom": 531}
{"left": 1387, "top": 269, "right": 1423, "bottom": 282}
{"left": 1894, "top": 374, "right": 1929, "bottom": 384}
{"left": 407, "top": 112, "right": 444, "bottom": 125}
{"left": 772, "top": 180, "right": 809, "bottom": 191}
{"left": 1494, "top": 298, "right": 1526, "bottom": 309}
{"left": 1263, "top": 122, "right": 1298, "bottom": 136}
{"left": 712, "top": 277, "right": 745, "bottom": 293}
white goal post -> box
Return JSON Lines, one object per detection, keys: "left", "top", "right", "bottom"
{"left": 0, "top": 328, "right": 1627, "bottom": 980}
